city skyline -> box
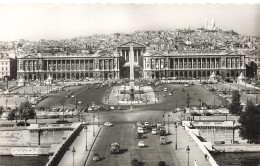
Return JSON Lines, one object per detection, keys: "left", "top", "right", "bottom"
{"left": 0, "top": 3, "right": 259, "bottom": 41}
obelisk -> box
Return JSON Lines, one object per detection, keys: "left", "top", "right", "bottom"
{"left": 129, "top": 43, "right": 135, "bottom": 87}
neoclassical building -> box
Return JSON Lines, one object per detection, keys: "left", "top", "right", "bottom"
{"left": 17, "top": 41, "right": 246, "bottom": 81}
{"left": 17, "top": 51, "right": 120, "bottom": 81}
{"left": 143, "top": 51, "right": 246, "bottom": 79}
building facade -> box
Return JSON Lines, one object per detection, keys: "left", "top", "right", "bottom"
{"left": 17, "top": 51, "right": 120, "bottom": 81}
{"left": 0, "top": 55, "right": 17, "bottom": 81}
{"left": 143, "top": 51, "right": 246, "bottom": 79}
{"left": 17, "top": 41, "right": 246, "bottom": 81}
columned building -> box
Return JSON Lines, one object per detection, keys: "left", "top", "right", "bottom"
{"left": 116, "top": 41, "right": 146, "bottom": 78}
{"left": 17, "top": 51, "right": 120, "bottom": 81}
{"left": 143, "top": 51, "right": 246, "bottom": 79}
{"left": 17, "top": 41, "right": 246, "bottom": 81}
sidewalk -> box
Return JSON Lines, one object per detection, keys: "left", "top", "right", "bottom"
{"left": 167, "top": 125, "right": 212, "bottom": 166}
{"left": 58, "top": 125, "right": 102, "bottom": 166}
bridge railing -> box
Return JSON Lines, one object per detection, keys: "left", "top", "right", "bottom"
{"left": 45, "top": 122, "right": 83, "bottom": 166}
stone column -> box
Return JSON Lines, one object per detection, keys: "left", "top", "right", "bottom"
{"left": 177, "top": 58, "right": 179, "bottom": 69}
{"left": 56, "top": 60, "right": 58, "bottom": 71}
{"left": 192, "top": 58, "right": 194, "bottom": 69}
{"left": 209, "top": 58, "right": 211, "bottom": 69}
{"left": 201, "top": 58, "right": 203, "bottom": 68}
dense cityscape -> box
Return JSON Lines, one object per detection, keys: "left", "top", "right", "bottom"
{"left": 0, "top": 17, "right": 260, "bottom": 166}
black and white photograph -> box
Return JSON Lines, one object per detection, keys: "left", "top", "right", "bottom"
{"left": 0, "top": 1, "right": 259, "bottom": 166}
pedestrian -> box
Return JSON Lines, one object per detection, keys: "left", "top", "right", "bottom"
{"left": 194, "top": 160, "right": 198, "bottom": 166}
{"left": 205, "top": 154, "right": 208, "bottom": 160}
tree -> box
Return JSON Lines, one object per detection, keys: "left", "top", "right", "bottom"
{"left": 0, "top": 106, "right": 3, "bottom": 116}
{"left": 7, "top": 111, "right": 15, "bottom": 121}
{"left": 228, "top": 90, "right": 243, "bottom": 115}
{"left": 19, "top": 101, "right": 36, "bottom": 123}
{"left": 238, "top": 100, "right": 260, "bottom": 143}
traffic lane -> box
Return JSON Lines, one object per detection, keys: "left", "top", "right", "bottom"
{"left": 84, "top": 110, "right": 181, "bottom": 125}
{"left": 87, "top": 124, "right": 177, "bottom": 166}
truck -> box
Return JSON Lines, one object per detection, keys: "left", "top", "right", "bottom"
{"left": 110, "top": 142, "right": 120, "bottom": 154}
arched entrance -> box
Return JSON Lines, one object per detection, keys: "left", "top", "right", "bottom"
{"left": 76, "top": 73, "right": 79, "bottom": 80}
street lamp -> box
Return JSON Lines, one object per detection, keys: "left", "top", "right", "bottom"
{"left": 72, "top": 147, "right": 76, "bottom": 166}
{"left": 93, "top": 115, "right": 95, "bottom": 136}
{"left": 84, "top": 126, "right": 88, "bottom": 151}
{"left": 167, "top": 114, "right": 170, "bottom": 134}
{"left": 186, "top": 146, "right": 190, "bottom": 166}
{"left": 98, "top": 110, "right": 100, "bottom": 127}
{"left": 163, "top": 108, "right": 165, "bottom": 126}
{"left": 175, "top": 125, "right": 178, "bottom": 150}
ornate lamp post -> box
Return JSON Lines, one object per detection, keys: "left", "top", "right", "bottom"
{"left": 175, "top": 125, "right": 178, "bottom": 150}
{"left": 98, "top": 110, "right": 100, "bottom": 127}
{"left": 72, "top": 147, "right": 76, "bottom": 166}
{"left": 93, "top": 115, "right": 95, "bottom": 136}
{"left": 162, "top": 108, "right": 165, "bottom": 126}
{"left": 84, "top": 126, "right": 88, "bottom": 151}
{"left": 186, "top": 146, "right": 190, "bottom": 166}
{"left": 167, "top": 114, "right": 170, "bottom": 134}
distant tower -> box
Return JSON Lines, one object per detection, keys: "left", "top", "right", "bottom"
{"left": 204, "top": 18, "right": 209, "bottom": 29}
{"left": 211, "top": 18, "right": 215, "bottom": 29}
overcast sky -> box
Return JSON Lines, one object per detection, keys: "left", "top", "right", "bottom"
{"left": 0, "top": 3, "right": 259, "bottom": 41}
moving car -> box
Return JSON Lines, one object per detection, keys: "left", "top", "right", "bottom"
{"left": 131, "top": 158, "right": 140, "bottom": 166}
{"left": 152, "top": 128, "right": 157, "bottom": 135}
{"left": 93, "top": 153, "right": 100, "bottom": 162}
{"left": 104, "top": 122, "right": 113, "bottom": 127}
{"left": 110, "top": 142, "right": 120, "bottom": 154}
{"left": 158, "top": 161, "right": 166, "bottom": 166}
{"left": 137, "top": 133, "right": 144, "bottom": 139}
{"left": 138, "top": 141, "right": 145, "bottom": 148}
{"left": 137, "top": 127, "right": 144, "bottom": 134}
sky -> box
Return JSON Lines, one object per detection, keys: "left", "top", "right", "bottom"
{"left": 0, "top": 3, "right": 259, "bottom": 41}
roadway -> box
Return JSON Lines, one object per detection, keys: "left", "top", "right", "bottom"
{"left": 85, "top": 124, "right": 178, "bottom": 166}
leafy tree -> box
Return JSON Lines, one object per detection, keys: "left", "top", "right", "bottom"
{"left": 19, "top": 101, "right": 36, "bottom": 123}
{"left": 228, "top": 90, "right": 243, "bottom": 115}
{"left": 0, "top": 106, "right": 3, "bottom": 116}
{"left": 7, "top": 111, "right": 15, "bottom": 121}
{"left": 239, "top": 100, "right": 260, "bottom": 143}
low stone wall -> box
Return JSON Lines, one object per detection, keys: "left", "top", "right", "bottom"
{"left": 185, "top": 125, "right": 219, "bottom": 166}
{"left": 45, "top": 123, "right": 83, "bottom": 166}
{"left": 214, "top": 144, "right": 260, "bottom": 152}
